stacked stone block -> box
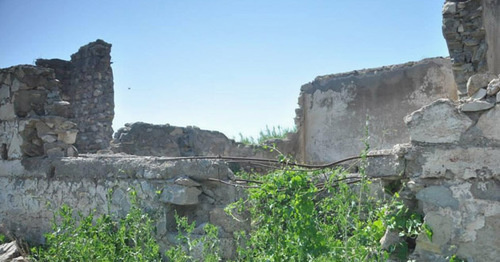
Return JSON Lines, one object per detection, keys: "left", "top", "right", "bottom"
{"left": 442, "top": 0, "right": 487, "bottom": 97}
{"left": 36, "top": 39, "right": 114, "bottom": 153}
{"left": 0, "top": 65, "right": 78, "bottom": 159}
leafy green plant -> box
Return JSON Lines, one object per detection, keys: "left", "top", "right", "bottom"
{"left": 223, "top": 131, "right": 427, "bottom": 261}
{"left": 30, "top": 190, "right": 161, "bottom": 262}
{"left": 165, "top": 213, "right": 221, "bottom": 262}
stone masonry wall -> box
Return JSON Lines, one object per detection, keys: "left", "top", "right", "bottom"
{"left": 483, "top": 0, "right": 500, "bottom": 75}
{"left": 442, "top": 0, "right": 487, "bottom": 97}
{"left": 442, "top": 0, "right": 500, "bottom": 97}
{"left": 0, "top": 66, "right": 78, "bottom": 159}
{"left": 401, "top": 96, "right": 500, "bottom": 261}
{"left": 36, "top": 39, "right": 114, "bottom": 153}
{"left": 295, "top": 57, "right": 457, "bottom": 164}
{"left": 0, "top": 156, "right": 247, "bottom": 260}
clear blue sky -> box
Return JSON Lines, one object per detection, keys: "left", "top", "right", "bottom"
{"left": 0, "top": 1, "right": 448, "bottom": 140}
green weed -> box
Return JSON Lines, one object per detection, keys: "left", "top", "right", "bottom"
{"left": 30, "top": 190, "right": 161, "bottom": 262}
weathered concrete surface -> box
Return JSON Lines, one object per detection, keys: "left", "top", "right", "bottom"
{"left": 295, "top": 58, "right": 457, "bottom": 163}
{"left": 0, "top": 156, "right": 245, "bottom": 260}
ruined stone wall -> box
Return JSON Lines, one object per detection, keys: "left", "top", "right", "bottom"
{"left": 36, "top": 39, "right": 114, "bottom": 153}
{"left": 110, "top": 122, "right": 296, "bottom": 160}
{"left": 0, "top": 66, "right": 78, "bottom": 159}
{"left": 0, "top": 156, "right": 246, "bottom": 260}
{"left": 442, "top": 0, "right": 486, "bottom": 96}
{"left": 483, "top": 0, "right": 500, "bottom": 75}
{"left": 295, "top": 57, "right": 457, "bottom": 164}
{"left": 401, "top": 96, "right": 500, "bottom": 261}
{"left": 442, "top": 0, "right": 500, "bottom": 97}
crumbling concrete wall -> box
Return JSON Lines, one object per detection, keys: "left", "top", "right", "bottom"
{"left": 36, "top": 39, "right": 114, "bottom": 153}
{"left": 0, "top": 156, "right": 246, "bottom": 260}
{"left": 0, "top": 65, "right": 78, "bottom": 159}
{"left": 295, "top": 58, "right": 457, "bottom": 164}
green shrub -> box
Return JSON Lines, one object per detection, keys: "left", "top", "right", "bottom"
{"left": 222, "top": 143, "right": 427, "bottom": 261}
{"left": 30, "top": 190, "right": 161, "bottom": 262}
{"left": 165, "top": 213, "right": 221, "bottom": 262}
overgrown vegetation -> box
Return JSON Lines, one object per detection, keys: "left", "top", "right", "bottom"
{"left": 165, "top": 213, "right": 221, "bottom": 262}
{"left": 30, "top": 190, "right": 161, "bottom": 262}
{"left": 238, "top": 125, "right": 296, "bottom": 145}
{"left": 24, "top": 141, "right": 429, "bottom": 261}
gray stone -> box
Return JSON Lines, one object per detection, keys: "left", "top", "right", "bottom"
{"left": 7, "top": 133, "right": 23, "bottom": 159}
{"left": 476, "top": 105, "right": 500, "bottom": 140}
{"left": 416, "top": 186, "right": 459, "bottom": 209}
{"left": 404, "top": 99, "right": 473, "bottom": 143}
{"left": 497, "top": 92, "right": 500, "bottom": 103}
{"left": 366, "top": 150, "right": 404, "bottom": 179}
{"left": 443, "top": 2, "right": 457, "bottom": 14}
{"left": 159, "top": 184, "right": 201, "bottom": 205}
{"left": 0, "top": 84, "right": 9, "bottom": 101}
{"left": 460, "top": 100, "right": 495, "bottom": 112}
{"left": 40, "top": 134, "right": 57, "bottom": 143}
{"left": 57, "top": 130, "right": 78, "bottom": 144}
{"left": 46, "top": 147, "right": 65, "bottom": 158}
{"left": 470, "top": 181, "right": 500, "bottom": 201}
{"left": 209, "top": 207, "right": 249, "bottom": 233}
{"left": 174, "top": 176, "right": 201, "bottom": 187}
{"left": 467, "top": 73, "right": 497, "bottom": 96}
{"left": 380, "top": 229, "right": 403, "bottom": 250}
{"left": 35, "top": 121, "right": 54, "bottom": 138}
{"left": 486, "top": 78, "right": 500, "bottom": 96}
{"left": 0, "top": 241, "right": 21, "bottom": 262}
{"left": 470, "top": 88, "right": 486, "bottom": 100}
{"left": 0, "top": 104, "right": 15, "bottom": 120}
{"left": 10, "top": 79, "right": 26, "bottom": 92}
{"left": 66, "top": 145, "right": 78, "bottom": 157}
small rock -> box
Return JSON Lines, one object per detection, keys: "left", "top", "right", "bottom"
{"left": 497, "top": 92, "right": 500, "bottom": 103}
{"left": 471, "top": 88, "right": 486, "bottom": 100}
{"left": 46, "top": 147, "right": 65, "bottom": 158}
{"left": 416, "top": 186, "right": 459, "bottom": 209}
{"left": 380, "top": 229, "right": 403, "bottom": 250}
{"left": 0, "top": 104, "right": 16, "bottom": 120}
{"left": 174, "top": 176, "right": 201, "bottom": 187}
{"left": 40, "top": 134, "right": 57, "bottom": 143}
{"left": 404, "top": 99, "right": 473, "bottom": 143}
{"left": 159, "top": 184, "right": 201, "bottom": 205}
{"left": 0, "top": 241, "right": 21, "bottom": 262}
{"left": 460, "top": 100, "right": 495, "bottom": 112}
{"left": 476, "top": 106, "right": 500, "bottom": 140}
{"left": 467, "top": 73, "right": 497, "bottom": 96}
{"left": 57, "top": 129, "right": 78, "bottom": 144}
{"left": 486, "top": 78, "right": 500, "bottom": 96}
{"left": 66, "top": 145, "right": 79, "bottom": 157}
{"left": 442, "top": 2, "right": 457, "bottom": 14}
